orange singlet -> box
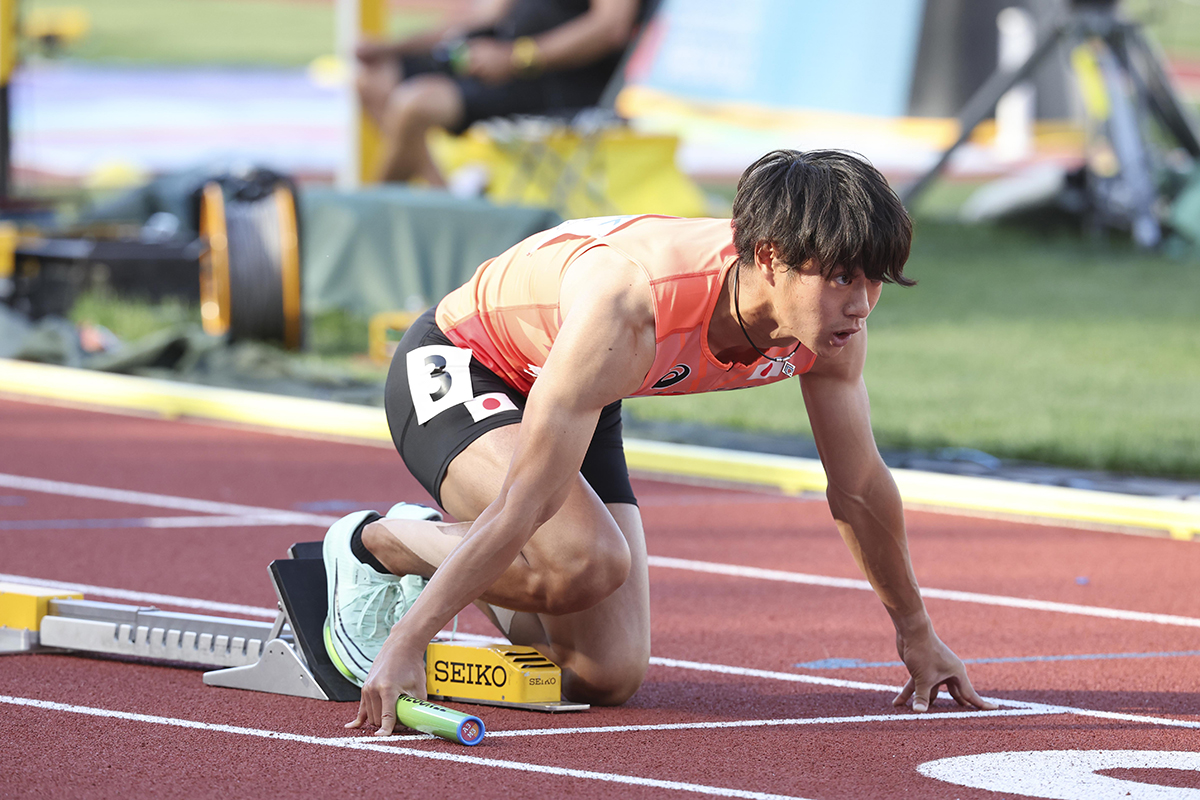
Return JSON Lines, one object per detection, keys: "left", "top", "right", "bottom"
{"left": 435, "top": 215, "right": 816, "bottom": 398}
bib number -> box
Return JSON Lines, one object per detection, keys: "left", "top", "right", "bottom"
{"left": 407, "top": 345, "right": 474, "bottom": 424}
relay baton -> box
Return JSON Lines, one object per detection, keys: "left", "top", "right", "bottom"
{"left": 396, "top": 695, "right": 485, "bottom": 745}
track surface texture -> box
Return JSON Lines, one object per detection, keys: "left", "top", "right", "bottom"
{"left": 2, "top": 398, "right": 1199, "bottom": 799}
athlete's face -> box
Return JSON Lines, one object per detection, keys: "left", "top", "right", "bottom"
{"left": 776, "top": 260, "right": 882, "bottom": 359}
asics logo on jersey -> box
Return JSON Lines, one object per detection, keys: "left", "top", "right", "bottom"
{"left": 652, "top": 364, "right": 691, "bottom": 389}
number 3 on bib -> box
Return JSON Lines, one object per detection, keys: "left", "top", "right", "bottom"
{"left": 407, "top": 345, "right": 474, "bottom": 424}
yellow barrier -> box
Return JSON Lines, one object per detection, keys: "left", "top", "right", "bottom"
{"left": 429, "top": 125, "right": 707, "bottom": 219}
{"left": 368, "top": 310, "right": 422, "bottom": 365}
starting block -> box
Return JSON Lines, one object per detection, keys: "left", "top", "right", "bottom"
{"left": 0, "top": 542, "right": 588, "bottom": 713}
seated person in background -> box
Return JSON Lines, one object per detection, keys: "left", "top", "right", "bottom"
{"left": 356, "top": 0, "right": 645, "bottom": 186}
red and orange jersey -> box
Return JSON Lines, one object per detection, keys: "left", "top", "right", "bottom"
{"left": 435, "top": 215, "right": 815, "bottom": 397}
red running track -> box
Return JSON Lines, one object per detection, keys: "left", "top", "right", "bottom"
{"left": 2, "top": 397, "right": 1199, "bottom": 799}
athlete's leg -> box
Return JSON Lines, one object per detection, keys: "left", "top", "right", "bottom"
{"left": 363, "top": 423, "right": 631, "bottom": 616}
{"left": 377, "top": 73, "right": 464, "bottom": 185}
{"left": 362, "top": 425, "right": 650, "bottom": 704}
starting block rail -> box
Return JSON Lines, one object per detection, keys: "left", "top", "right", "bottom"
{"left": 1, "top": 542, "right": 588, "bottom": 713}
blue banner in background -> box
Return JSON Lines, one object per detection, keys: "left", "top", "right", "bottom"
{"left": 636, "top": 0, "right": 926, "bottom": 118}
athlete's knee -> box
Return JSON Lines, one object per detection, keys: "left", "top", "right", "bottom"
{"left": 562, "top": 651, "right": 649, "bottom": 706}
{"left": 529, "top": 537, "right": 631, "bottom": 616}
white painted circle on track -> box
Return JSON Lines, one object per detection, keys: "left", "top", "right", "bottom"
{"left": 918, "top": 750, "right": 1200, "bottom": 799}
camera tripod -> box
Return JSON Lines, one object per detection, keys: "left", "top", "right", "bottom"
{"left": 902, "top": 0, "right": 1200, "bottom": 247}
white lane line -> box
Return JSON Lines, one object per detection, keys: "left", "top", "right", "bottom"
{"left": 647, "top": 658, "right": 1200, "bottom": 731}
{"left": 648, "top": 556, "right": 1200, "bottom": 629}
{"left": 7, "top": 472, "right": 1196, "bottom": 629}
{"left": 1, "top": 515, "right": 319, "bottom": 530}
{"left": 0, "top": 573, "right": 280, "bottom": 618}
{"left": 373, "top": 708, "right": 1057, "bottom": 742}
{"left": 650, "top": 656, "right": 898, "bottom": 693}
{"left": 5, "top": 573, "right": 1198, "bottom": 732}
{"left": 995, "top": 698, "right": 1200, "bottom": 730}
{"left": 0, "top": 473, "right": 335, "bottom": 526}
{"left": 0, "top": 695, "right": 812, "bottom": 800}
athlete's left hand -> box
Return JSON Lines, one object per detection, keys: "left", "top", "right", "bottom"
{"left": 346, "top": 633, "right": 428, "bottom": 736}
{"left": 892, "top": 625, "right": 996, "bottom": 712}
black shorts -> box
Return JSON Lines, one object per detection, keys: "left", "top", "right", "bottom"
{"left": 400, "top": 52, "right": 611, "bottom": 134}
{"left": 384, "top": 308, "right": 637, "bottom": 509}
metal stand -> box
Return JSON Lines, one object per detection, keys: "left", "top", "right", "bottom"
{"left": 203, "top": 547, "right": 361, "bottom": 701}
{"left": 4, "top": 545, "right": 361, "bottom": 703}
{"left": 6, "top": 541, "right": 588, "bottom": 711}
{"left": 902, "top": 0, "right": 1200, "bottom": 247}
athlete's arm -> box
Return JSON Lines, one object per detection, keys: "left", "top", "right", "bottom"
{"left": 354, "top": 247, "right": 655, "bottom": 734}
{"left": 356, "top": 0, "right": 514, "bottom": 62}
{"left": 465, "top": 0, "right": 640, "bottom": 83}
{"left": 801, "top": 331, "right": 995, "bottom": 713}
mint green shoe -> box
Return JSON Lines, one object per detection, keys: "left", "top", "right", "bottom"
{"left": 322, "top": 505, "right": 441, "bottom": 686}
{"left": 323, "top": 509, "right": 405, "bottom": 686}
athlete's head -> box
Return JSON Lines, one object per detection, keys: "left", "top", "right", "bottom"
{"left": 731, "top": 150, "right": 914, "bottom": 286}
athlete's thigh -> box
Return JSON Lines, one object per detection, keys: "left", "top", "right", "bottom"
{"left": 440, "top": 423, "right": 626, "bottom": 571}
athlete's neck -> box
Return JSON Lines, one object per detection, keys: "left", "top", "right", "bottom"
{"left": 710, "top": 264, "right": 772, "bottom": 366}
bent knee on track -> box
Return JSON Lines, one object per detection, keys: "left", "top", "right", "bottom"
{"left": 561, "top": 653, "right": 649, "bottom": 706}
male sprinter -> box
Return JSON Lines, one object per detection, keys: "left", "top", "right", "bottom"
{"left": 323, "top": 149, "right": 996, "bottom": 735}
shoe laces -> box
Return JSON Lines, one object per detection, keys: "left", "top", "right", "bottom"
{"left": 352, "top": 579, "right": 403, "bottom": 641}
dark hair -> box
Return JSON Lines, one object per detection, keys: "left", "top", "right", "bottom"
{"left": 731, "top": 149, "right": 914, "bottom": 286}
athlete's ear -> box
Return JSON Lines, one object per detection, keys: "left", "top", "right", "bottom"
{"left": 753, "top": 241, "right": 782, "bottom": 283}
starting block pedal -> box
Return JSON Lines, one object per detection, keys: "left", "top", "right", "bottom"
{"left": 2, "top": 542, "right": 588, "bottom": 713}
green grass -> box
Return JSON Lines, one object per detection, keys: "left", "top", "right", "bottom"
{"left": 69, "top": 288, "right": 196, "bottom": 340}
{"left": 625, "top": 222, "right": 1200, "bottom": 478}
{"left": 1123, "top": 0, "right": 1200, "bottom": 61}
{"left": 26, "top": 0, "right": 438, "bottom": 66}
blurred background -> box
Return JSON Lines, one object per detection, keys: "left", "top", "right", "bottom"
{"left": 2, "top": 0, "right": 1198, "bottom": 491}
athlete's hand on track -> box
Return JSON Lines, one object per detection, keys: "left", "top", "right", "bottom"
{"left": 892, "top": 627, "right": 996, "bottom": 713}
{"left": 346, "top": 636, "right": 428, "bottom": 736}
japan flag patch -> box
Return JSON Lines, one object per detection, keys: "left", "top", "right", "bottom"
{"left": 465, "top": 392, "right": 519, "bottom": 422}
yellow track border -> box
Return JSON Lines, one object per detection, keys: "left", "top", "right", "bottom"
{"left": 1, "top": 358, "right": 1196, "bottom": 541}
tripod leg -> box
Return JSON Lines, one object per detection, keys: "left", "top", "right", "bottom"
{"left": 1094, "top": 38, "right": 1161, "bottom": 247}
{"left": 1120, "top": 25, "right": 1200, "bottom": 157}
{"left": 901, "top": 23, "right": 1070, "bottom": 207}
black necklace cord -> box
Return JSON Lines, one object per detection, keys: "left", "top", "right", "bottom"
{"left": 732, "top": 265, "right": 802, "bottom": 367}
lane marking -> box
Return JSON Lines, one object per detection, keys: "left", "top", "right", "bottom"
{"left": 649, "top": 656, "right": 898, "bottom": 693}
{"left": 373, "top": 708, "right": 1058, "bottom": 742}
{"left": 648, "top": 555, "right": 1200, "bottom": 628}
{"left": 0, "top": 695, "right": 813, "bottom": 800}
{"left": 0, "top": 515, "right": 316, "bottom": 531}
{"left": 919, "top": 750, "right": 1200, "bottom": 799}
{"left": 4, "top": 574, "right": 1199, "bottom": 731}
{"left": 0, "top": 473, "right": 336, "bottom": 526}
{"left": 6, "top": 472, "right": 1197, "bottom": 630}
{"left": 0, "top": 573, "right": 280, "bottom": 618}
{"left": 991, "top": 698, "right": 1200, "bottom": 730}
{"left": 796, "top": 650, "right": 1200, "bottom": 669}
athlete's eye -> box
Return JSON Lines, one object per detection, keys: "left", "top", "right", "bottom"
{"left": 833, "top": 273, "right": 852, "bottom": 286}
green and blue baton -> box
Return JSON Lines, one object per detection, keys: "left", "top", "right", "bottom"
{"left": 396, "top": 695, "right": 485, "bottom": 745}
